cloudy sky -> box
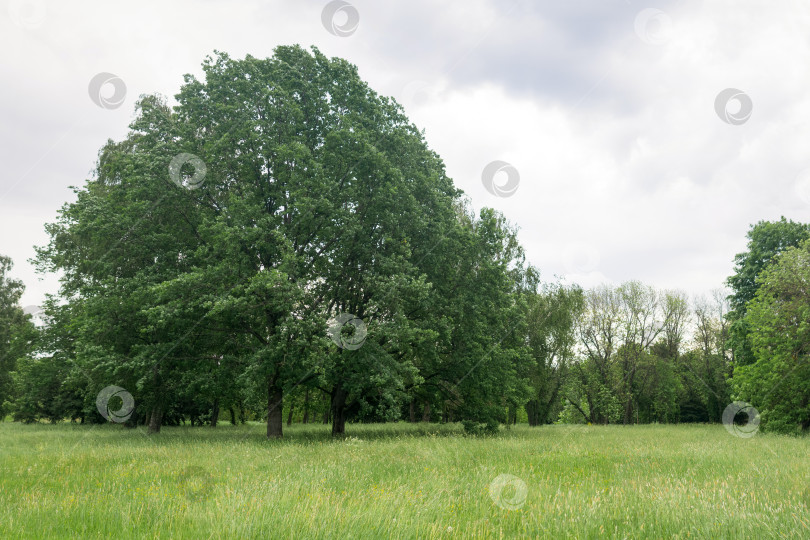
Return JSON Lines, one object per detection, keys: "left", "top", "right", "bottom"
{"left": 2, "top": 0, "right": 809, "bottom": 308}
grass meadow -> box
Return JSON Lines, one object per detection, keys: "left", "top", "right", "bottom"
{"left": 1, "top": 422, "right": 808, "bottom": 538}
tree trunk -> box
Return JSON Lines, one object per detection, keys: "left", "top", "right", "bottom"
{"left": 409, "top": 400, "right": 416, "bottom": 422}
{"left": 331, "top": 385, "right": 347, "bottom": 436}
{"left": 210, "top": 399, "right": 219, "bottom": 427}
{"left": 421, "top": 402, "right": 431, "bottom": 422}
{"left": 526, "top": 400, "right": 539, "bottom": 426}
{"left": 147, "top": 406, "right": 163, "bottom": 435}
{"left": 229, "top": 407, "right": 236, "bottom": 425}
{"left": 286, "top": 398, "right": 295, "bottom": 426}
{"left": 267, "top": 378, "right": 283, "bottom": 439}
{"left": 624, "top": 397, "right": 633, "bottom": 425}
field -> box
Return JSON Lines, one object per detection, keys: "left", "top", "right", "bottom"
{"left": 1, "top": 422, "right": 808, "bottom": 539}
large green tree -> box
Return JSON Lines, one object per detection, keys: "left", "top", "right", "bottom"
{"left": 36, "top": 46, "right": 513, "bottom": 438}
{"left": 726, "top": 217, "right": 810, "bottom": 367}
{"left": 35, "top": 94, "right": 214, "bottom": 433}
{"left": 733, "top": 239, "right": 810, "bottom": 434}
{"left": 170, "top": 47, "right": 462, "bottom": 437}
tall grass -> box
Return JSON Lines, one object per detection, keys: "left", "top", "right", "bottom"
{"left": 1, "top": 422, "right": 808, "bottom": 538}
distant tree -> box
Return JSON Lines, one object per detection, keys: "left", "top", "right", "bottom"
{"left": 572, "top": 283, "right": 689, "bottom": 425}
{"left": 678, "top": 292, "right": 731, "bottom": 422}
{"left": 12, "top": 300, "right": 86, "bottom": 423}
{"left": 524, "top": 282, "right": 583, "bottom": 426}
{"left": 574, "top": 284, "right": 622, "bottom": 424}
{"left": 614, "top": 282, "right": 667, "bottom": 424}
{"left": 636, "top": 291, "right": 689, "bottom": 424}
{"left": 0, "top": 255, "right": 35, "bottom": 419}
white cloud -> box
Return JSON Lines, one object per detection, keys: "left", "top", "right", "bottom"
{"left": 2, "top": 0, "right": 809, "bottom": 306}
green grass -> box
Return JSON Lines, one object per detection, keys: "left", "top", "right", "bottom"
{"left": 1, "top": 422, "right": 808, "bottom": 539}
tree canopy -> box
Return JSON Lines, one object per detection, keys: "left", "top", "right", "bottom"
{"left": 2, "top": 47, "right": 808, "bottom": 438}
{"left": 732, "top": 239, "right": 810, "bottom": 433}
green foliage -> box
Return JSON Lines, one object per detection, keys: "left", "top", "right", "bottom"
{"left": 26, "top": 46, "right": 533, "bottom": 436}
{"left": 726, "top": 217, "right": 810, "bottom": 366}
{"left": 461, "top": 418, "right": 499, "bottom": 435}
{"left": 0, "top": 255, "right": 36, "bottom": 419}
{"left": 733, "top": 239, "right": 810, "bottom": 434}
{"left": 524, "top": 282, "right": 583, "bottom": 425}
{"left": 14, "top": 44, "right": 810, "bottom": 439}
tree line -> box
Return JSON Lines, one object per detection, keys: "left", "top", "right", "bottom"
{"left": 1, "top": 47, "right": 808, "bottom": 436}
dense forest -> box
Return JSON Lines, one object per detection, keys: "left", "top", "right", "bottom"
{"left": 1, "top": 47, "right": 809, "bottom": 437}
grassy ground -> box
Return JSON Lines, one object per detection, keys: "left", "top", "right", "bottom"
{"left": 1, "top": 422, "right": 808, "bottom": 539}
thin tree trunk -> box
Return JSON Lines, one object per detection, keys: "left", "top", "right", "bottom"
{"left": 148, "top": 406, "right": 163, "bottom": 435}
{"left": 331, "top": 385, "right": 347, "bottom": 436}
{"left": 229, "top": 407, "right": 236, "bottom": 425}
{"left": 421, "top": 402, "right": 431, "bottom": 422}
{"left": 267, "top": 378, "right": 283, "bottom": 439}
{"left": 624, "top": 397, "right": 633, "bottom": 425}
{"left": 564, "top": 395, "right": 589, "bottom": 423}
{"left": 210, "top": 399, "right": 219, "bottom": 427}
{"left": 286, "top": 398, "right": 295, "bottom": 426}
{"left": 526, "top": 400, "right": 538, "bottom": 426}
{"left": 409, "top": 400, "right": 416, "bottom": 422}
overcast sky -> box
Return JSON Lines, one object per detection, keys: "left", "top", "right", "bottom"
{"left": 2, "top": 0, "right": 809, "bottom": 308}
